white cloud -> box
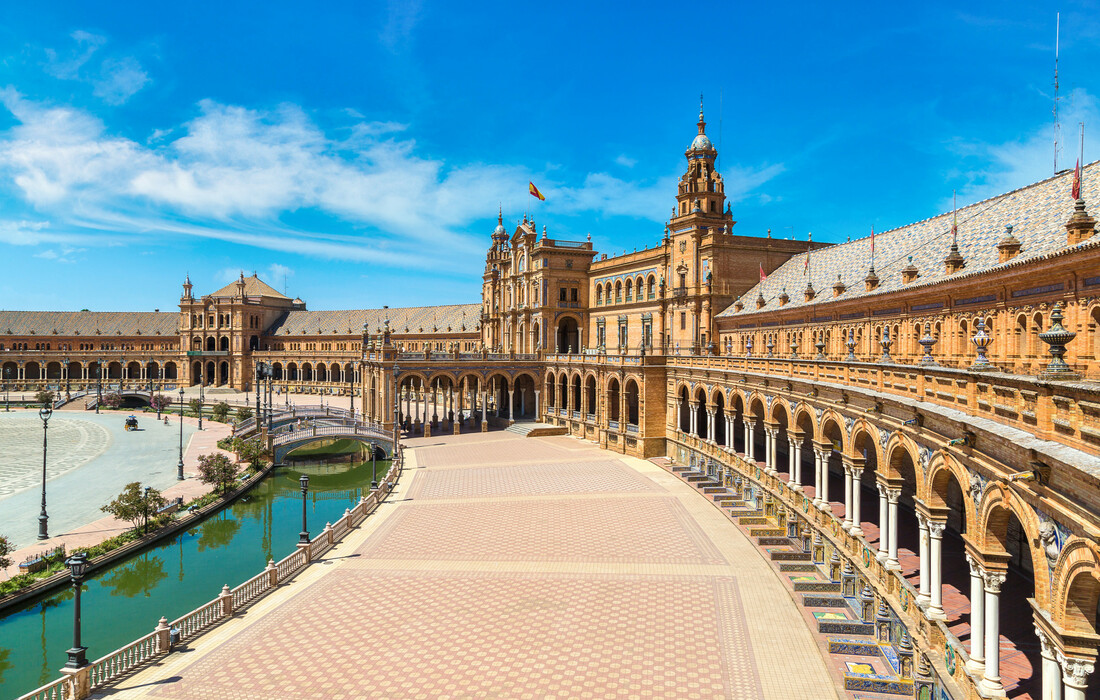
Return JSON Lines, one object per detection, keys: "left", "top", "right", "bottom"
{"left": 948, "top": 88, "right": 1099, "bottom": 206}
{"left": 615, "top": 154, "right": 637, "bottom": 168}
{"left": 33, "top": 245, "right": 83, "bottom": 263}
{"left": 268, "top": 263, "right": 293, "bottom": 284}
{"left": 43, "top": 31, "right": 149, "bottom": 105}
{"left": 0, "top": 91, "right": 786, "bottom": 267}
{"left": 94, "top": 57, "right": 149, "bottom": 105}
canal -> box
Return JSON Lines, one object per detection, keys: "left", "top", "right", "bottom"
{"left": 0, "top": 440, "right": 390, "bottom": 699}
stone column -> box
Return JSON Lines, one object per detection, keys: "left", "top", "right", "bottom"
{"left": 1060, "top": 655, "right": 1094, "bottom": 700}
{"left": 508, "top": 389, "right": 514, "bottom": 422}
{"left": 533, "top": 390, "right": 540, "bottom": 421}
{"left": 916, "top": 513, "right": 931, "bottom": 605}
{"left": 742, "top": 420, "right": 751, "bottom": 456}
{"left": 481, "top": 390, "right": 487, "bottom": 424}
{"left": 967, "top": 554, "right": 986, "bottom": 673}
{"left": 1033, "top": 625, "right": 1059, "bottom": 700}
{"left": 927, "top": 520, "right": 946, "bottom": 620}
{"left": 876, "top": 483, "right": 889, "bottom": 562}
{"left": 981, "top": 570, "right": 1007, "bottom": 695}
{"left": 849, "top": 467, "right": 863, "bottom": 536}
{"left": 817, "top": 449, "right": 831, "bottom": 511}
{"left": 811, "top": 449, "right": 823, "bottom": 507}
{"left": 689, "top": 403, "right": 698, "bottom": 435}
{"left": 842, "top": 463, "right": 854, "bottom": 531}
{"left": 726, "top": 416, "right": 734, "bottom": 449}
{"left": 519, "top": 387, "right": 526, "bottom": 419}
{"left": 747, "top": 420, "right": 756, "bottom": 461}
{"left": 886, "top": 488, "right": 901, "bottom": 570}
{"left": 707, "top": 408, "right": 716, "bottom": 443}
{"left": 792, "top": 438, "right": 803, "bottom": 491}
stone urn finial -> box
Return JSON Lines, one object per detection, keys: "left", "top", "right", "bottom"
{"left": 1038, "top": 302, "right": 1081, "bottom": 379}
{"left": 845, "top": 329, "right": 857, "bottom": 362}
{"left": 917, "top": 323, "right": 938, "bottom": 366}
{"left": 969, "top": 318, "right": 993, "bottom": 371}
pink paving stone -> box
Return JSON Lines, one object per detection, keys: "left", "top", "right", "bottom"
{"left": 407, "top": 459, "right": 663, "bottom": 499}
{"left": 357, "top": 496, "right": 728, "bottom": 565}
{"left": 150, "top": 571, "right": 763, "bottom": 700}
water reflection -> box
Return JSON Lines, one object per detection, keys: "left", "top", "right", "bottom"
{"left": 0, "top": 443, "right": 389, "bottom": 699}
{"left": 101, "top": 554, "right": 167, "bottom": 598}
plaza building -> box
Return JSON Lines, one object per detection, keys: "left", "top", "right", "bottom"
{"left": 4, "top": 109, "right": 1100, "bottom": 699}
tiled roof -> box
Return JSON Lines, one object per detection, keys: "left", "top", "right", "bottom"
{"left": 264, "top": 303, "right": 482, "bottom": 336}
{"left": 0, "top": 311, "right": 178, "bottom": 337}
{"left": 207, "top": 274, "right": 289, "bottom": 300}
{"left": 718, "top": 162, "right": 1100, "bottom": 317}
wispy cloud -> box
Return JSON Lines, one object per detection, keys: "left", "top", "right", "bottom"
{"left": 42, "top": 31, "right": 149, "bottom": 105}
{"left": 615, "top": 154, "right": 637, "bottom": 168}
{"left": 946, "top": 88, "right": 1098, "bottom": 207}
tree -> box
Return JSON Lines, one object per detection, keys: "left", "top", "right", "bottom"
{"left": 211, "top": 401, "right": 231, "bottom": 422}
{"left": 196, "top": 453, "right": 240, "bottom": 495}
{"left": 238, "top": 439, "right": 268, "bottom": 473}
{"left": 0, "top": 534, "right": 13, "bottom": 572}
{"left": 189, "top": 398, "right": 203, "bottom": 416}
{"left": 101, "top": 392, "right": 123, "bottom": 408}
{"left": 150, "top": 393, "right": 172, "bottom": 412}
{"left": 236, "top": 405, "right": 253, "bottom": 422}
{"left": 34, "top": 390, "right": 55, "bottom": 406}
{"left": 101, "top": 482, "right": 168, "bottom": 535}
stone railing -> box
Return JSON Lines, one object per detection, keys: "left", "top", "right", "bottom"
{"left": 667, "top": 354, "right": 1100, "bottom": 457}
{"left": 668, "top": 434, "right": 963, "bottom": 698}
{"left": 17, "top": 454, "right": 403, "bottom": 700}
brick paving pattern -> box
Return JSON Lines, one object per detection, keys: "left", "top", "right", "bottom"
{"left": 99, "top": 432, "right": 839, "bottom": 699}
{"left": 0, "top": 413, "right": 111, "bottom": 497}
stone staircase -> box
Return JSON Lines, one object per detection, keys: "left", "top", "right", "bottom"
{"left": 505, "top": 421, "right": 568, "bottom": 438}
{"left": 667, "top": 462, "right": 916, "bottom": 699}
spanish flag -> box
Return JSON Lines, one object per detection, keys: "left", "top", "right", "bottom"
{"left": 1072, "top": 158, "right": 1082, "bottom": 200}
{"left": 529, "top": 182, "right": 546, "bottom": 201}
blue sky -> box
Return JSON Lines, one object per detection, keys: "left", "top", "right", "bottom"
{"left": 0, "top": 1, "right": 1097, "bottom": 311}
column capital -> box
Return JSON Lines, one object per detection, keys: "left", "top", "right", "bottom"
{"left": 1057, "top": 654, "right": 1095, "bottom": 689}
{"left": 1033, "top": 624, "right": 1055, "bottom": 658}
{"left": 927, "top": 520, "right": 946, "bottom": 538}
{"left": 965, "top": 552, "right": 983, "bottom": 577}
{"left": 915, "top": 511, "right": 928, "bottom": 529}
{"left": 877, "top": 482, "right": 888, "bottom": 497}
{"left": 982, "top": 569, "right": 1007, "bottom": 593}
{"left": 886, "top": 487, "right": 902, "bottom": 503}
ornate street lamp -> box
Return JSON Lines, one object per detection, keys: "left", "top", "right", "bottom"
{"left": 370, "top": 441, "right": 378, "bottom": 490}
{"left": 38, "top": 403, "right": 52, "bottom": 540}
{"left": 197, "top": 364, "right": 204, "bottom": 430}
{"left": 177, "top": 388, "right": 185, "bottom": 480}
{"left": 4, "top": 366, "right": 10, "bottom": 411}
{"left": 299, "top": 475, "right": 310, "bottom": 544}
{"left": 254, "top": 362, "right": 264, "bottom": 429}
{"left": 63, "top": 552, "right": 90, "bottom": 670}
{"left": 392, "top": 364, "right": 401, "bottom": 475}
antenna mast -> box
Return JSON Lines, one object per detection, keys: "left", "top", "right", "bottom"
{"left": 1054, "top": 12, "right": 1061, "bottom": 174}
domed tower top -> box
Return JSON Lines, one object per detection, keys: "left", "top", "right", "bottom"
{"left": 491, "top": 206, "right": 508, "bottom": 242}
{"left": 688, "top": 96, "right": 715, "bottom": 154}
{"left": 675, "top": 95, "right": 726, "bottom": 220}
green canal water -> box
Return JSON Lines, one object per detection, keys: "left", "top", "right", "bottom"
{"left": 0, "top": 441, "right": 389, "bottom": 699}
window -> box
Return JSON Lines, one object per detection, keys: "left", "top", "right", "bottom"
{"left": 559, "top": 287, "right": 567, "bottom": 302}
{"left": 679, "top": 273, "right": 686, "bottom": 288}
{"left": 596, "top": 287, "right": 603, "bottom": 305}
{"left": 680, "top": 312, "right": 686, "bottom": 330}
{"left": 570, "top": 288, "right": 578, "bottom": 302}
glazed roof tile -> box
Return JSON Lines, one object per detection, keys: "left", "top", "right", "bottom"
{"left": 0, "top": 311, "right": 178, "bottom": 337}
{"left": 264, "top": 303, "right": 481, "bottom": 336}
{"left": 718, "top": 162, "right": 1100, "bottom": 317}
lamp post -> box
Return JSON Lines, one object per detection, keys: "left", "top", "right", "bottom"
{"left": 4, "top": 366, "right": 9, "bottom": 411}
{"left": 177, "top": 388, "right": 185, "bottom": 480}
{"left": 63, "top": 552, "right": 89, "bottom": 670}
{"left": 255, "top": 363, "right": 263, "bottom": 429}
{"left": 38, "top": 403, "right": 52, "bottom": 540}
{"left": 96, "top": 359, "right": 103, "bottom": 414}
{"left": 299, "top": 475, "right": 310, "bottom": 544}
{"left": 197, "top": 364, "right": 204, "bottom": 430}
{"left": 392, "top": 364, "right": 401, "bottom": 473}
{"left": 370, "top": 441, "right": 378, "bottom": 490}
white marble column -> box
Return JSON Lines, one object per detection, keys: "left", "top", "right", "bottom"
{"left": 480, "top": 390, "right": 487, "bottom": 424}
{"left": 689, "top": 403, "right": 698, "bottom": 435}
{"left": 967, "top": 555, "right": 987, "bottom": 673}
{"left": 927, "top": 520, "right": 946, "bottom": 620}
{"left": 811, "top": 449, "right": 823, "bottom": 507}
{"left": 1033, "top": 626, "right": 1059, "bottom": 700}
{"left": 706, "top": 408, "right": 716, "bottom": 443}
{"left": 817, "top": 449, "right": 831, "bottom": 512}
{"left": 876, "top": 483, "right": 889, "bottom": 563}
{"left": 886, "top": 488, "right": 901, "bottom": 570}
{"left": 849, "top": 467, "right": 863, "bottom": 536}
{"left": 842, "top": 463, "right": 854, "bottom": 531}
{"left": 508, "top": 389, "right": 514, "bottom": 422}
{"left": 742, "top": 420, "right": 750, "bottom": 456}
{"left": 787, "top": 437, "right": 796, "bottom": 478}
{"left": 533, "top": 390, "right": 540, "bottom": 420}
{"left": 726, "top": 417, "right": 734, "bottom": 449}
{"left": 981, "top": 570, "right": 1007, "bottom": 695}
{"left": 916, "top": 514, "right": 931, "bottom": 605}
{"left": 792, "top": 438, "right": 803, "bottom": 491}
{"left": 1060, "top": 654, "right": 1093, "bottom": 700}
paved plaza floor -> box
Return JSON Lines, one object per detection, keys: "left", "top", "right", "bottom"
{"left": 96, "top": 432, "right": 841, "bottom": 699}
{"left": 0, "top": 410, "right": 206, "bottom": 549}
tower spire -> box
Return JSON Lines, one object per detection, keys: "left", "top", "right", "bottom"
{"left": 698, "top": 93, "right": 706, "bottom": 134}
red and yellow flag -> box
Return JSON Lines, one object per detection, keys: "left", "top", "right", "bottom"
{"left": 759, "top": 263, "right": 767, "bottom": 282}
{"left": 528, "top": 182, "right": 546, "bottom": 201}
{"left": 1072, "top": 158, "right": 1082, "bottom": 200}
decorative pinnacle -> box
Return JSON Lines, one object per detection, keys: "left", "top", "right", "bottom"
{"left": 697, "top": 93, "right": 706, "bottom": 134}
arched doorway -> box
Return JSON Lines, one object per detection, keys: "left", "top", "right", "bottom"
{"left": 557, "top": 317, "right": 579, "bottom": 353}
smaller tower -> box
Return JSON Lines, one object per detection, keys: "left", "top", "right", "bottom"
{"left": 182, "top": 275, "right": 193, "bottom": 301}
